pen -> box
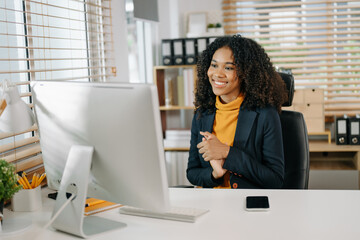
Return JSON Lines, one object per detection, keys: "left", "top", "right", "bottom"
{"left": 85, "top": 200, "right": 106, "bottom": 208}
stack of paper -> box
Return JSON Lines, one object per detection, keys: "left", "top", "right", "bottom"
{"left": 163, "top": 129, "right": 191, "bottom": 148}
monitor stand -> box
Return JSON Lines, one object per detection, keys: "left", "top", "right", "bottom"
{"left": 51, "top": 145, "right": 126, "bottom": 238}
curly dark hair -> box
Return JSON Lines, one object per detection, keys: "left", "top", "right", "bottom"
{"left": 195, "top": 35, "right": 288, "bottom": 115}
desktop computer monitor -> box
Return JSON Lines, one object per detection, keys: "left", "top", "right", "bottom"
{"left": 31, "top": 81, "right": 170, "bottom": 237}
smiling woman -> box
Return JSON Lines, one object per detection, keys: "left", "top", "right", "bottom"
{"left": 186, "top": 35, "right": 288, "bottom": 189}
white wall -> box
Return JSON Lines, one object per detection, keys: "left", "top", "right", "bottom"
{"left": 111, "top": 0, "right": 130, "bottom": 82}
{"left": 157, "top": 0, "right": 222, "bottom": 39}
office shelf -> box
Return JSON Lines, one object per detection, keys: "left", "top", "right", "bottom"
{"left": 159, "top": 106, "right": 194, "bottom": 111}
{"left": 309, "top": 141, "right": 360, "bottom": 170}
{"left": 153, "top": 65, "right": 197, "bottom": 139}
{"left": 164, "top": 147, "right": 190, "bottom": 152}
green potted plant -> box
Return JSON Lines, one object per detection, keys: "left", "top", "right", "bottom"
{"left": 207, "top": 23, "right": 216, "bottom": 33}
{"left": 215, "top": 22, "right": 224, "bottom": 35}
{"left": 0, "top": 159, "right": 22, "bottom": 223}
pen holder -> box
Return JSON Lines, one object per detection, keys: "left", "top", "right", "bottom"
{"left": 11, "top": 186, "right": 42, "bottom": 212}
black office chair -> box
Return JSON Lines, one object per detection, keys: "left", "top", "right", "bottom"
{"left": 279, "top": 72, "right": 310, "bottom": 189}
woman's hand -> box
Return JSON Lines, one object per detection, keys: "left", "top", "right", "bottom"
{"left": 197, "top": 131, "right": 228, "bottom": 179}
{"left": 210, "top": 159, "right": 227, "bottom": 179}
{"left": 197, "top": 131, "right": 230, "bottom": 161}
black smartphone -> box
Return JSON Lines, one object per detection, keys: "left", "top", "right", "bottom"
{"left": 246, "top": 196, "right": 269, "bottom": 211}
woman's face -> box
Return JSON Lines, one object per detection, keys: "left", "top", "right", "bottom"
{"left": 207, "top": 46, "right": 240, "bottom": 103}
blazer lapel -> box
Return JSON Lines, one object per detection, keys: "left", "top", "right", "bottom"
{"left": 201, "top": 111, "right": 215, "bottom": 133}
{"left": 234, "top": 109, "right": 258, "bottom": 148}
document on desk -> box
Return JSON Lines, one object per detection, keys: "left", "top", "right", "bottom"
{"left": 84, "top": 198, "right": 122, "bottom": 216}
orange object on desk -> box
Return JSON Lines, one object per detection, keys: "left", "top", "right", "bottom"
{"left": 84, "top": 198, "right": 122, "bottom": 216}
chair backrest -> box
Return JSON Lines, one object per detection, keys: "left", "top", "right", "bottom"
{"left": 278, "top": 72, "right": 310, "bottom": 189}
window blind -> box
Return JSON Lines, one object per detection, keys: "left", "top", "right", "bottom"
{"left": 222, "top": 0, "right": 360, "bottom": 118}
{"left": 0, "top": 0, "right": 115, "bottom": 179}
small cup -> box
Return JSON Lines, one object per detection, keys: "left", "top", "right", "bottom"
{"left": 11, "top": 186, "right": 42, "bottom": 212}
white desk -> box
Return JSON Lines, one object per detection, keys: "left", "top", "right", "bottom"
{"left": 2, "top": 187, "right": 360, "bottom": 240}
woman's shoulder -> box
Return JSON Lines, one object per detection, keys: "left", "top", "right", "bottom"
{"left": 257, "top": 105, "right": 278, "bottom": 114}
{"left": 245, "top": 106, "right": 280, "bottom": 123}
{"left": 242, "top": 105, "right": 278, "bottom": 115}
{"left": 255, "top": 106, "right": 281, "bottom": 127}
{"left": 194, "top": 107, "right": 215, "bottom": 118}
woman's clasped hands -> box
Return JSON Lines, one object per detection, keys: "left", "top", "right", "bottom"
{"left": 197, "top": 131, "right": 230, "bottom": 179}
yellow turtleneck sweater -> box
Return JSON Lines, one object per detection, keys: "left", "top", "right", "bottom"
{"left": 213, "top": 94, "right": 244, "bottom": 188}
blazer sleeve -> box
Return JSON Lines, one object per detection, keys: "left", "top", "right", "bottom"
{"left": 223, "top": 108, "right": 285, "bottom": 189}
{"left": 186, "top": 112, "right": 224, "bottom": 188}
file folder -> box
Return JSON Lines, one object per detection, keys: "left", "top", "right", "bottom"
{"left": 349, "top": 117, "right": 360, "bottom": 145}
{"left": 196, "top": 37, "right": 208, "bottom": 61}
{"left": 162, "top": 39, "right": 173, "bottom": 65}
{"left": 173, "top": 39, "right": 185, "bottom": 65}
{"left": 184, "top": 38, "right": 196, "bottom": 65}
{"left": 336, "top": 117, "right": 348, "bottom": 145}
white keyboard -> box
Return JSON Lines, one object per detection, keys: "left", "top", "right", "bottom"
{"left": 119, "top": 206, "right": 209, "bottom": 223}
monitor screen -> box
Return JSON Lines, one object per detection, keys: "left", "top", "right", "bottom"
{"left": 31, "top": 81, "right": 169, "bottom": 212}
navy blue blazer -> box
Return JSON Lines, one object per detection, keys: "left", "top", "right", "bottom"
{"left": 186, "top": 106, "right": 285, "bottom": 189}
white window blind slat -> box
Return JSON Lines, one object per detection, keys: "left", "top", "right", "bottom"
{"left": 223, "top": 0, "right": 355, "bottom": 8}
{"left": 223, "top": 1, "right": 360, "bottom": 16}
{"left": 294, "top": 75, "right": 360, "bottom": 81}
{"left": 233, "top": 30, "right": 360, "bottom": 39}
{"left": 0, "top": 33, "right": 113, "bottom": 44}
{"left": 327, "top": 93, "right": 360, "bottom": 98}
{"left": 0, "top": 57, "right": 114, "bottom": 61}
{"left": 0, "top": 136, "right": 39, "bottom": 153}
{"left": 272, "top": 55, "right": 360, "bottom": 63}
{"left": 0, "top": 125, "right": 38, "bottom": 140}
{"left": 14, "top": 155, "right": 43, "bottom": 173}
{"left": 258, "top": 36, "right": 360, "bottom": 45}
{"left": 224, "top": 10, "right": 360, "bottom": 21}
{"left": 225, "top": 23, "right": 360, "bottom": 34}
{"left": 276, "top": 62, "right": 360, "bottom": 69}
{"left": 0, "top": 65, "right": 115, "bottom": 74}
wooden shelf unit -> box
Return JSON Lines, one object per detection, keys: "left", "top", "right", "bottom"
{"left": 309, "top": 141, "right": 360, "bottom": 170}
{"left": 308, "top": 131, "right": 331, "bottom": 144}
{"left": 153, "top": 64, "right": 197, "bottom": 107}
{"left": 153, "top": 65, "right": 197, "bottom": 137}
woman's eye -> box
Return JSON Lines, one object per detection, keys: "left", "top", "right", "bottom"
{"left": 225, "top": 67, "right": 234, "bottom": 70}
{"left": 210, "top": 64, "right": 217, "bottom": 68}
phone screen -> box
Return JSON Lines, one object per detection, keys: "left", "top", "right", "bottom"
{"left": 246, "top": 196, "right": 269, "bottom": 211}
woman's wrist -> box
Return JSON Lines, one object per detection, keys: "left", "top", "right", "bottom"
{"left": 223, "top": 145, "right": 230, "bottom": 159}
{"left": 212, "top": 170, "right": 220, "bottom": 179}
